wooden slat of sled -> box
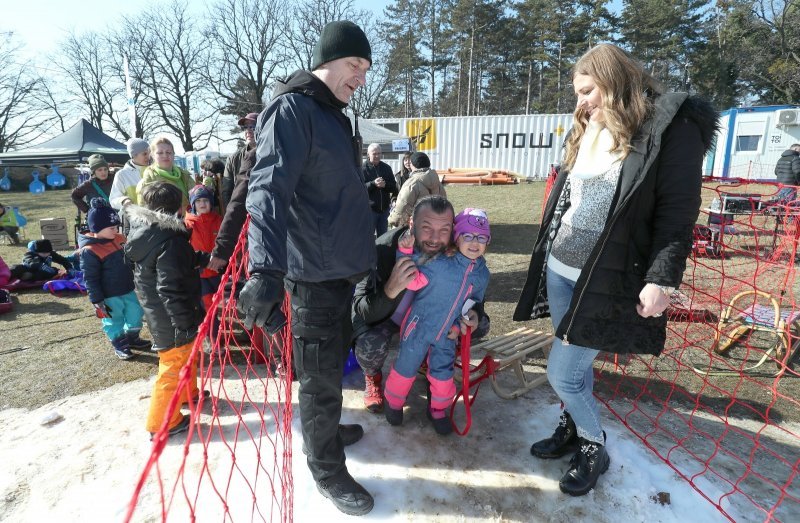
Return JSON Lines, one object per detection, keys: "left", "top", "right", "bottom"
{"left": 459, "top": 327, "right": 553, "bottom": 399}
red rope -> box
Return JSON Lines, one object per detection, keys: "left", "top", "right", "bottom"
{"left": 124, "top": 215, "right": 294, "bottom": 522}
{"left": 449, "top": 328, "right": 498, "bottom": 436}
{"left": 120, "top": 179, "right": 800, "bottom": 521}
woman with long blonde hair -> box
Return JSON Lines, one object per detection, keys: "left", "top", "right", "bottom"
{"left": 514, "top": 43, "right": 719, "bottom": 496}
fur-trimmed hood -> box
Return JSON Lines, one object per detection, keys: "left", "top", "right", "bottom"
{"left": 673, "top": 95, "right": 720, "bottom": 154}
{"left": 123, "top": 205, "right": 190, "bottom": 264}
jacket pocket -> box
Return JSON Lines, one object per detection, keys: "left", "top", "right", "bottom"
{"left": 402, "top": 315, "right": 419, "bottom": 341}
{"left": 627, "top": 243, "right": 648, "bottom": 276}
{"left": 317, "top": 218, "right": 333, "bottom": 271}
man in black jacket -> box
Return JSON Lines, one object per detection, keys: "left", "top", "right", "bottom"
{"left": 774, "top": 144, "right": 800, "bottom": 202}
{"left": 220, "top": 113, "right": 258, "bottom": 208}
{"left": 236, "top": 21, "right": 376, "bottom": 516}
{"left": 363, "top": 143, "right": 398, "bottom": 236}
{"left": 208, "top": 148, "right": 255, "bottom": 272}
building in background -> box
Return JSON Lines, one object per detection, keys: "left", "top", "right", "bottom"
{"left": 370, "top": 114, "right": 573, "bottom": 179}
{"left": 705, "top": 105, "right": 800, "bottom": 180}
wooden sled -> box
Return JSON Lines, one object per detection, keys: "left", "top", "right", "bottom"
{"left": 700, "top": 290, "right": 800, "bottom": 376}
{"left": 456, "top": 327, "right": 553, "bottom": 399}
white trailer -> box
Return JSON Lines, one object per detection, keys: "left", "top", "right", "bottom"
{"left": 705, "top": 105, "right": 800, "bottom": 180}
{"left": 369, "top": 114, "right": 573, "bottom": 179}
{"left": 179, "top": 150, "right": 221, "bottom": 175}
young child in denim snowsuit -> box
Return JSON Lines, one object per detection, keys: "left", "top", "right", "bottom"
{"left": 383, "top": 208, "right": 491, "bottom": 435}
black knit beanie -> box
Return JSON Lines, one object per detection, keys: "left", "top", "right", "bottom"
{"left": 87, "top": 198, "right": 120, "bottom": 233}
{"left": 410, "top": 152, "right": 431, "bottom": 169}
{"left": 29, "top": 239, "right": 53, "bottom": 253}
{"left": 311, "top": 21, "right": 372, "bottom": 71}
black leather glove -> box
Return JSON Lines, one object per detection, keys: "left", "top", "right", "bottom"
{"left": 195, "top": 251, "right": 211, "bottom": 269}
{"left": 236, "top": 272, "right": 287, "bottom": 334}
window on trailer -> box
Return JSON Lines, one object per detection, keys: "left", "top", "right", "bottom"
{"left": 734, "top": 120, "right": 766, "bottom": 153}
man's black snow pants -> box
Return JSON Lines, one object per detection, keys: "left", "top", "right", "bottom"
{"left": 285, "top": 277, "right": 353, "bottom": 482}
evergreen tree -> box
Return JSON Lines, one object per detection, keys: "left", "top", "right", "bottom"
{"left": 720, "top": 0, "right": 800, "bottom": 105}
{"left": 515, "top": 0, "right": 559, "bottom": 113}
{"left": 442, "top": 0, "right": 510, "bottom": 116}
{"left": 482, "top": 12, "right": 527, "bottom": 114}
{"left": 417, "top": 0, "right": 454, "bottom": 116}
{"left": 382, "top": 0, "right": 426, "bottom": 117}
{"left": 620, "top": 0, "right": 709, "bottom": 91}
{"left": 688, "top": 2, "right": 740, "bottom": 108}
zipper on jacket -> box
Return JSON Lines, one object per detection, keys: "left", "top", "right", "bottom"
{"left": 435, "top": 262, "right": 474, "bottom": 342}
{"left": 562, "top": 212, "right": 622, "bottom": 344}
{"left": 560, "top": 154, "right": 647, "bottom": 344}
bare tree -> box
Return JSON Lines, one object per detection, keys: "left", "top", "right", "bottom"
{"left": 285, "top": 0, "right": 362, "bottom": 72}
{"left": 55, "top": 31, "right": 135, "bottom": 139}
{"left": 206, "top": 0, "right": 287, "bottom": 119}
{"left": 35, "top": 81, "right": 74, "bottom": 134}
{"left": 100, "top": 36, "right": 162, "bottom": 140}
{"left": 119, "top": 0, "right": 217, "bottom": 151}
{"left": 350, "top": 17, "right": 392, "bottom": 118}
{"left": 0, "top": 33, "right": 51, "bottom": 152}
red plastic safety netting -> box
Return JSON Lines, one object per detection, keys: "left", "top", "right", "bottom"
{"left": 124, "top": 218, "right": 294, "bottom": 522}
{"left": 591, "top": 179, "right": 800, "bottom": 522}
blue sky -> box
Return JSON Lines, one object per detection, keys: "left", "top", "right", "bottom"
{"left": 0, "top": 0, "right": 392, "bottom": 58}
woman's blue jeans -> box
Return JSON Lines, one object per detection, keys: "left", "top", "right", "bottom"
{"left": 546, "top": 267, "right": 604, "bottom": 444}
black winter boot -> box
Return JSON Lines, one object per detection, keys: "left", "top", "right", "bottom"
{"left": 316, "top": 469, "right": 374, "bottom": 516}
{"left": 559, "top": 436, "right": 610, "bottom": 496}
{"left": 427, "top": 409, "right": 453, "bottom": 436}
{"left": 384, "top": 404, "right": 403, "bottom": 426}
{"left": 530, "top": 411, "right": 579, "bottom": 459}
{"left": 338, "top": 423, "right": 364, "bottom": 446}
{"left": 126, "top": 330, "right": 152, "bottom": 350}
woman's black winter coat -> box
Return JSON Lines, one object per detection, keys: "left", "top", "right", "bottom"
{"left": 513, "top": 93, "right": 719, "bottom": 356}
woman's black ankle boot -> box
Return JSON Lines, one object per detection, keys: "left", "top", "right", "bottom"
{"left": 558, "top": 436, "right": 610, "bottom": 496}
{"left": 530, "top": 411, "right": 579, "bottom": 459}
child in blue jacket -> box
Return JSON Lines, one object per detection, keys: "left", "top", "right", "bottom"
{"left": 79, "top": 199, "right": 151, "bottom": 360}
{"left": 383, "top": 208, "right": 491, "bottom": 435}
